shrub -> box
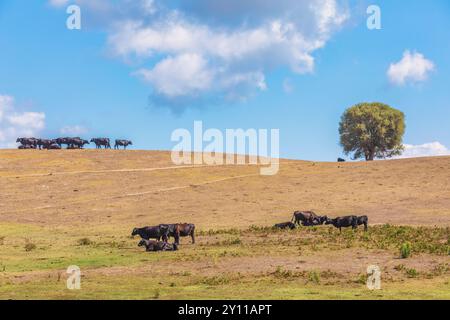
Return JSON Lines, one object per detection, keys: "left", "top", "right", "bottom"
{"left": 273, "top": 266, "right": 294, "bottom": 279}
{"left": 400, "top": 242, "right": 412, "bottom": 259}
{"left": 405, "top": 268, "right": 418, "bottom": 278}
{"left": 431, "top": 263, "right": 449, "bottom": 276}
{"left": 355, "top": 273, "right": 367, "bottom": 284}
{"left": 220, "top": 237, "right": 242, "bottom": 246}
{"left": 200, "top": 275, "right": 232, "bottom": 286}
{"left": 308, "top": 271, "right": 320, "bottom": 284}
{"left": 394, "top": 264, "right": 405, "bottom": 271}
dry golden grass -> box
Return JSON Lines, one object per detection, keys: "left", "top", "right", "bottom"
{"left": 1, "top": 150, "right": 450, "bottom": 228}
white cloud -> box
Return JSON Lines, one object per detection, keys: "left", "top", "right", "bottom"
{"left": 60, "top": 125, "right": 88, "bottom": 136}
{"left": 104, "top": 0, "right": 349, "bottom": 109}
{"left": 135, "top": 53, "right": 267, "bottom": 102}
{"left": 0, "top": 95, "right": 46, "bottom": 148}
{"left": 312, "top": 0, "right": 349, "bottom": 35}
{"left": 135, "top": 54, "right": 213, "bottom": 97}
{"left": 8, "top": 112, "right": 45, "bottom": 130}
{"left": 388, "top": 50, "right": 435, "bottom": 86}
{"left": 47, "top": 0, "right": 349, "bottom": 109}
{"left": 141, "top": 0, "right": 157, "bottom": 15}
{"left": 395, "top": 142, "right": 450, "bottom": 159}
{"left": 109, "top": 18, "right": 326, "bottom": 72}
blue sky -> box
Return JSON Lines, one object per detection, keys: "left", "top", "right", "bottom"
{"left": 0, "top": 0, "right": 449, "bottom": 160}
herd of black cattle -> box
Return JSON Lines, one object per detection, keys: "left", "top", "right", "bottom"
{"left": 276, "top": 211, "right": 368, "bottom": 233}
{"left": 131, "top": 212, "right": 368, "bottom": 253}
{"left": 15, "top": 137, "right": 133, "bottom": 150}
{"left": 131, "top": 223, "right": 195, "bottom": 252}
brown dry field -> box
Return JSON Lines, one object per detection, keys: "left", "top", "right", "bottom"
{"left": 2, "top": 150, "right": 450, "bottom": 227}
{"left": 0, "top": 149, "right": 449, "bottom": 299}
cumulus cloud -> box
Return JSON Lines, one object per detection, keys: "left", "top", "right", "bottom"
{"left": 60, "top": 125, "right": 88, "bottom": 136}
{"left": 110, "top": 0, "right": 348, "bottom": 109}
{"left": 388, "top": 50, "right": 435, "bottom": 86}
{"left": 48, "top": 0, "right": 348, "bottom": 110}
{"left": 395, "top": 142, "right": 450, "bottom": 159}
{"left": 135, "top": 54, "right": 213, "bottom": 97}
{"left": 0, "top": 95, "right": 46, "bottom": 148}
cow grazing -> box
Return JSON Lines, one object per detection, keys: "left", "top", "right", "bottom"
{"left": 302, "top": 215, "right": 328, "bottom": 226}
{"left": 138, "top": 239, "right": 178, "bottom": 252}
{"left": 165, "top": 223, "right": 196, "bottom": 245}
{"left": 357, "top": 215, "right": 369, "bottom": 231}
{"left": 131, "top": 225, "right": 169, "bottom": 241}
{"left": 325, "top": 216, "right": 358, "bottom": 233}
{"left": 114, "top": 139, "right": 133, "bottom": 150}
{"left": 292, "top": 211, "right": 324, "bottom": 226}
{"left": 274, "top": 222, "right": 296, "bottom": 230}
{"left": 91, "top": 138, "right": 111, "bottom": 149}
{"left": 319, "top": 215, "right": 329, "bottom": 225}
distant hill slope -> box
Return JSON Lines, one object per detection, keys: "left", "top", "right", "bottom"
{"left": 1, "top": 150, "right": 449, "bottom": 228}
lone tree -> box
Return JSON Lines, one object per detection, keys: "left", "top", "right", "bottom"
{"left": 339, "top": 102, "right": 405, "bottom": 161}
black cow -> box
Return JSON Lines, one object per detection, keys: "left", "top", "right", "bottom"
{"left": 131, "top": 225, "right": 169, "bottom": 241}
{"left": 138, "top": 239, "right": 178, "bottom": 252}
{"left": 337, "top": 158, "right": 346, "bottom": 162}
{"left": 325, "top": 216, "right": 358, "bottom": 233}
{"left": 302, "top": 215, "right": 328, "bottom": 226}
{"left": 114, "top": 140, "right": 133, "bottom": 150}
{"left": 37, "top": 139, "right": 55, "bottom": 149}
{"left": 69, "top": 138, "right": 89, "bottom": 149}
{"left": 91, "top": 138, "right": 111, "bottom": 149}
{"left": 55, "top": 137, "right": 72, "bottom": 148}
{"left": 18, "top": 144, "right": 36, "bottom": 149}
{"left": 46, "top": 143, "right": 62, "bottom": 150}
{"left": 17, "top": 137, "right": 38, "bottom": 148}
{"left": 165, "top": 223, "right": 195, "bottom": 245}
{"left": 292, "top": 211, "right": 323, "bottom": 226}
{"left": 274, "top": 222, "right": 296, "bottom": 230}
{"left": 356, "top": 215, "right": 369, "bottom": 231}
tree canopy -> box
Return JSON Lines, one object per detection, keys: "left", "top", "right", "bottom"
{"left": 339, "top": 102, "right": 405, "bottom": 161}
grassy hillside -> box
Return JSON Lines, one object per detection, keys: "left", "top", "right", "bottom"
{"left": 0, "top": 150, "right": 449, "bottom": 299}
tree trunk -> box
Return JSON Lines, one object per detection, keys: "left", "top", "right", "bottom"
{"left": 365, "top": 149, "right": 375, "bottom": 161}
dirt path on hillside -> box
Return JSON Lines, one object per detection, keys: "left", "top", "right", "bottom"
{"left": 0, "top": 164, "right": 249, "bottom": 178}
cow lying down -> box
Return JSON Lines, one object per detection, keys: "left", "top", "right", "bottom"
{"left": 274, "top": 222, "right": 296, "bottom": 230}
{"left": 138, "top": 239, "right": 178, "bottom": 252}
